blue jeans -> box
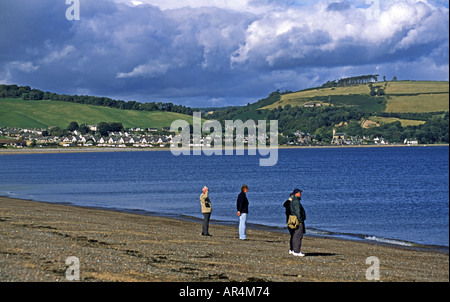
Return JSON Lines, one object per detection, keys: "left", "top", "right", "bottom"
{"left": 239, "top": 213, "right": 247, "bottom": 239}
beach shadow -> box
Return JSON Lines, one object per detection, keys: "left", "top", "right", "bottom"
{"left": 304, "top": 252, "right": 337, "bottom": 257}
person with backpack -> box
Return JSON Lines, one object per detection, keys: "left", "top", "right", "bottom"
{"left": 287, "top": 188, "right": 306, "bottom": 257}
{"left": 283, "top": 192, "right": 295, "bottom": 253}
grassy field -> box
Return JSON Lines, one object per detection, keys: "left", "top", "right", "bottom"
{"left": 384, "top": 81, "right": 449, "bottom": 94}
{"left": 261, "top": 84, "right": 377, "bottom": 110}
{"left": 385, "top": 94, "right": 449, "bottom": 113}
{"left": 383, "top": 81, "right": 449, "bottom": 113}
{"left": 0, "top": 98, "right": 194, "bottom": 129}
{"left": 368, "top": 116, "right": 427, "bottom": 127}
{"left": 262, "top": 81, "right": 449, "bottom": 114}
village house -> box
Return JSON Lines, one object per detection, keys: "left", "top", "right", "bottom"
{"left": 108, "top": 137, "right": 119, "bottom": 145}
{"left": 98, "top": 137, "right": 108, "bottom": 145}
{"left": 88, "top": 125, "right": 97, "bottom": 132}
{"left": 2, "top": 128, "right": 21, "bottom": 137}
{"left": 294, "top": 131, "right": 312, "bottom": 144}
{"left": 331, "top": 129, "right": 348, "bottom": 145}
{"left": 0, "top": 139, "right": 27, "bottom": 148}
{"left": 404, "top": 138, "right": 419, "bottom": 145}
{"left": 118, "top": 137, "right": 133, "bottom": 145}
{"left": 303, "top": 102, "right": 322, "bottom": 108}
{"left": 374, "top": 137, "right": 389, "bottom": 145}
{"left": 22, "top": 129, "right": 43, "bottom": 135}
{"left": 1, "top": 126, "right": 174, "bottom": 149}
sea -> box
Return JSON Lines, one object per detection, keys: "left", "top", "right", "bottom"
{"left": 0, "top": 146, "right": 448, "bottom": 252}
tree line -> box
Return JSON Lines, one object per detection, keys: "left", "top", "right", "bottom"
{"left": 321, "top": 74, "right": 380, "bottom": 88}
{"left": 42, "top": 121, "right": 124, "bottom": 138}
{"left": 0, "top": 84, "right": 193, "bottom": 115}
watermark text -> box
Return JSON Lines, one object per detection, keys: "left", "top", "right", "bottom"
{"left": 66, "top": 0, "right": 80, "bottom": 21}
{"left": 170, "top": 112, "right": 278, "bottom": 166}
{"left": 65, "top": 256, "right": 80, "bottom": 281}
{"left": 366, "top": 256, "right": 380, "bottom": 280}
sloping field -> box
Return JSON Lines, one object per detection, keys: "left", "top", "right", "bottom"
{"left": 367, "top": 116, "right": 426, "bottom": 127}
{"left": 0, "top": 98, "right": 194, "bottom": 129}
{"left": 261, "top": 84, "right": 376, "bottom": 110}
{"left": 385, "top": 81, "right": 449, "bottom": 95}
{"left": 262, "top": 81, "right": 449, "bottom": 114}
{"left": 385, "top": 94, "right": 449, "bottom": 113}
{"left": 384, "top": 81, "right": 449, "bottom": 113}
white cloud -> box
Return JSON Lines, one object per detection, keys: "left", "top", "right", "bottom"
{"left": 130, "top": 1, "right": 144, "bottom": 6}
{"left": 0, "top": 0, "right": 448, "bottom": 107}
{"left": 8, "top": 61, "right": 39, "bottom": 73}
{"left": 114, "top": 0, "right": 272, "bottom": 13}
{"left": 231, "top": 0, "right": 448, "bottom": 69}
{"left": 116, "top": 61, "right": 171, "bottom": 78}
{"left": 41, "top": 45, "right": 76, "bottom": 65}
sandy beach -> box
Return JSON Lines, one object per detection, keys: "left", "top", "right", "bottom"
{"left": 1, "top": 144, "right": 447, "bottom": 156}
{"left": 0, "top": 196, "right": 448, "bottom": 283}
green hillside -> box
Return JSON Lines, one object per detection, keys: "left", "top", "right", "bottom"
{"left": 0, "top": 98, "right": 194, "bottom": 129}
{"left": 262, "top": 81, "right": 449, "bottom": 113}
{"left": 207, "top": 80, "right": 448, "bottom": 145}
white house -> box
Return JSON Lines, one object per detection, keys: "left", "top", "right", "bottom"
{"left": 404, "top": 138, "right": 419, "bottom": 145}
{"left": 374, "top": 137, "right": 389, "bottom": 145}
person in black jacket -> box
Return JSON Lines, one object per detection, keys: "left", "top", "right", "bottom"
{"left": 283, "top": 193, "right": 293, "bottom": 224}
{"left": 283, "top": 193, "right": 294, "bottom": 252}
{"left": 289, "top": 188, "right": 306, "bottom": 257}
{"left": 236, "top": 185, "right": 249, "bottom": 240}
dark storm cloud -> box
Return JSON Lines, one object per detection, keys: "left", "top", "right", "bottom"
{"left": 327, "top": 1, "right": 351, "bottom": 12}
{"left": 0, "top": 0, "right": 448, "bottom": 107}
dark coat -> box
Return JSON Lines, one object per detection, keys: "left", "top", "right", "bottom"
{"left": 283, "top": 198, "right": 292, "bottom": 223}
{"left": 290, "top": 195, "right": 306, "bottom": 222}
{"left": 290, "top": 195, "right": 306, "bottom": 233}
{"left": 236, "top": 191, "right": 249, "bottom": 213}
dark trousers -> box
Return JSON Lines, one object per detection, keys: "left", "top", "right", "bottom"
{"left": 202, "top": 213, "right": 211, "bottom": 235}
{"left": 289, "top": 223, "right": 304, "bottom": 253}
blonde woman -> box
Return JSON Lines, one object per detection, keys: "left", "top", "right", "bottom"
{"left": 200, "top": 186, "right": 212, "bottom": 236}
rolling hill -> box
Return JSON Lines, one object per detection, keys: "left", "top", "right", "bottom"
{"left": 0, "top": 98, "right": 195, "bottom": 129}
{"left": 205, "top": 80, "right": 448, "bottom": 145}
{"left": 0, "top": 80, "right": 448, "bottom": 144}
{"left": 261, "top": 81, "right": 449, "bottom": 113}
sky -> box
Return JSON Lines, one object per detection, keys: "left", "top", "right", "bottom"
{"left": 0, "top": 0, "right": 448, "bottom": 107}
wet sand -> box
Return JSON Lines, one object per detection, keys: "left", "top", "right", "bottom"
{"left": 0, "top": 197, "right": 448, "bottom": 283}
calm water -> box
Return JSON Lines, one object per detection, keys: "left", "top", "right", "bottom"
{"left": 0, "top": 147, "right": 448, "bottom": 249}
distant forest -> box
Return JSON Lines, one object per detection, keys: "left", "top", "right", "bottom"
{"left": 0, "top": 84, "right": 193, "bottom": 115}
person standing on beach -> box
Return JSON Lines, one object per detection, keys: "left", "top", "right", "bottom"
{"left": 290, "top": 188, "right": 306, "bottom": 257}
{"left": 200, "top": 186, "right": 212, "bottom": 236}
{"left": 283, "top": 192, "right": 294, "bottom": 253}
{"left": 236, "top": 185, "right": 249, "bottom": 240}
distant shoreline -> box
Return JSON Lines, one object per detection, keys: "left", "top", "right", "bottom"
{"left": 1, "top": 143, "right": 448, "bottom": 155}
